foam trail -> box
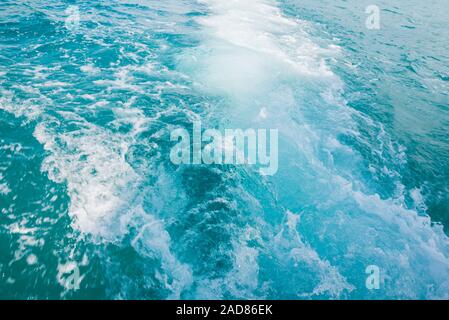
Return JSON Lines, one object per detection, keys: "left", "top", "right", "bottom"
{"left": 33, "top": 106, "right": 193, "bottom": 298}
{"left": 2, "top": 82, "right": 193, "bottom": 298}
{"left": 176, "top": 0, "right": 355, "bottom": 298}
{"left": 1, "top": 0, "right": 448, "bottom": 299}
{"left": 179, "top": 0, "right": 449, "bottom": 298}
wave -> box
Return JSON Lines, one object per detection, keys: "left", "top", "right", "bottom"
{"left": 0, "top": 0, "right": 448, "bottom": 299}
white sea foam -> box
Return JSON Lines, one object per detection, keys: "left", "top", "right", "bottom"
{"left": 80, "top": 64, "right": 101, "bottom": 74}
{"left": 185, "top": 0, "right": 336, "bottom": 98}
{"left": 39, "top": 81, "right": 71, "bottom": 88}
{"left": 185, "top": 0, "right": 449, "bottom": 299}
{"left": 0, "top": 90, "right": 43, "bottom": 121}
{"left": 0, "top": 183, "right": 10, "bottom": 195}
{"left": 26, "top": 254, "right": 38, "bottom": 265}
{"left": 0, "top": 173, "right": 10, "bottom": 195}
{"left": 32, "top": 102, "right": 192, "bottom": 297}
{"left": 181, "top": 0, "right": 353, "bottom": 297}
{"left": 1, "top": 0, "right": 448, "bottom": 299}
{"left": 33, "top": 116, "right": 139, "bottom": 238}
{"left": 93, "top": 67, "right": 143, "bottom": 93}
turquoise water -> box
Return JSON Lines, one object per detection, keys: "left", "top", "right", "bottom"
{"left": 0, "top": 0, "right": 448, "bottom": 299}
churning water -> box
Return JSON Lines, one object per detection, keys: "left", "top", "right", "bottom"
{"left": 0, "top": 0, "right": 448, "bottom": 299}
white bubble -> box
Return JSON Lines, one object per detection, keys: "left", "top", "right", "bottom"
{"left": 26, "top": 254, "right": 38, "bottom": 265}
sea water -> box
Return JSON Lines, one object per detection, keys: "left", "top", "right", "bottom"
{"left": 0, "top": 0, "right": 448, "bottom": 299}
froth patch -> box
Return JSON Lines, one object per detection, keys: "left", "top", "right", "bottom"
{"left": 186, "top": 0, "right": 337, "bottom": 98}
{"left": 33, "top": 119, "right": 139, "bottom": 239}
